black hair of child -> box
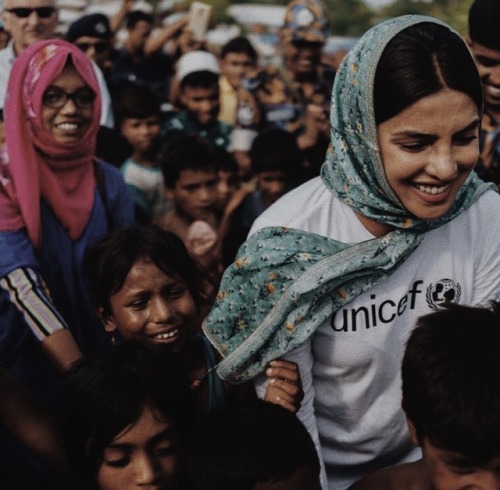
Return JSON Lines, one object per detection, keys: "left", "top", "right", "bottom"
{"left": 402, "top": 302, "right": 500, "bottom": 463}
{"left": 180, "top": 70, "right": 219, "bottom": 91}
{"left": 185, "top": 399, "right": 320, "bottom": 490}
{"left": 250, "top": 127, "right": 302, "bottom": 180}
{"left": 85, "top": 224, "right": 210, "bottom": 319}
{"left": 114, "top": 83, "right": 162, "bottom": 129}
{"left": 59, "top": 339, "right": 195, "bottom": 490}
{"left": 126, "top": 10, "right": 154, "bottom": 29}
{"left": 469, "top": 0, "right": 500, "bottom": 51}
{"left": 220, "top": 36, "right": 258, "bottom": 62}
{"left": 160, "top": 134, "right": 218, "bottom": 188}
{"left": 214, "top": 145, "right": 239, "bottom": 174}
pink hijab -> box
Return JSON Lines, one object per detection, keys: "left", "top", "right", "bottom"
{"left": 0, "top": 39, "right": 102, "bottom": 248}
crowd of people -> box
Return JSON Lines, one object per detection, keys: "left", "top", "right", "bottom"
{"left": 0, "top": 0, "right": 499, "bottom": 488}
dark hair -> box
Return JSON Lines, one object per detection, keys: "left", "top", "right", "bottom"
{"left": 374, "top": 22, "right": 482, "bottom": 124}
{"left": 214, "top": 146, "right": 239, "bottom": 174}
{"left": 469, "top": 0, "right": 500, "bottom": 51}
{"left": 185, "top": 399, "right": 320, "bottom": 489}
{"left": 250, "top": 128, "right": 301, "bottom": 177}
{"left": 114, "top": 84, "right": 161, "bottom": 127}
{"left": 160, "top": 134, "right": 218, "bottom": 188}
{"left": 180, "top": 70, "right": 219, "bottom": 90}
{"left": 60, "top": 339, "right": 195, "bottom": 490}
{"left": 85, "top": 225, "right": 209, "bottom": 317}
{"left": 126, "top": 10, "right": 153, "bottom": 29}
{"left": 220, "top": 36, "right": 257, "bottom": 62}
{"left": 402, "top": 302, "right": 500, "bottom": 462}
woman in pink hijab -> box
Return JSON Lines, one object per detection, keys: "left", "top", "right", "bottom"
{"left": 0, "top": 39, "right": 133, "bottom": 453}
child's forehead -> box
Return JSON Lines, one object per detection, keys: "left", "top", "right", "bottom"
{"left": 181, "top": 83, "right": 219, "bottom": 96}
{"left": 178, "top": 167, "right": 218, "bottom": 181}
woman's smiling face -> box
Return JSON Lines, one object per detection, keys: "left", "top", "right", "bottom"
{"left": 377, "top": 88, "right": 480, "bottom": 221}
{"left": 41, "top": 62, "right": 94, "bottom": 144}
{"left": 101, "top": 258, "right": 197, "bottom": 352}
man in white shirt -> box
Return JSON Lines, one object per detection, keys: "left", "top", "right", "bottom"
{"left": 0, "top": 0, "right": 113, "bottom": 128}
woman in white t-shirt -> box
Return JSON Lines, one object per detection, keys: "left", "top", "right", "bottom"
{"left": 203, "top": 15, "right": 500, "bottom": 490}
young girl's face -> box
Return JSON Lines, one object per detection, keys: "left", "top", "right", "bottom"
{"left": 97, "top": 403, "right": 179, "bottom": 490}
{"left": 101, "top": 259, "right": 197, "bottom": 352}
{"left": 120, "top": 116, "right": 161, "bottom": 156}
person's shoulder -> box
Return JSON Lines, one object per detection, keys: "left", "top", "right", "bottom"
{"left": 347, "top": 461, "right": 429, "bottom": 490}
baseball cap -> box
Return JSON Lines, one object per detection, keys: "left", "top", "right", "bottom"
{"left": 66, "top": 13, "right": 112, "bottom": 43}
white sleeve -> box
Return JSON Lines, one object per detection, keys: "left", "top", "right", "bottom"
{"left": 254, "top": 338, "right": 328, "bottom": 490}
{"left": 92, "top": 62, "right": 114, "bottom": 128}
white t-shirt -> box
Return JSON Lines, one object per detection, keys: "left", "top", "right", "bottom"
{"left": 252, "top": 177, "right": 500, "bottom": 490}
{"left": 0, "top": 41, "right": 114, "bottom": 128}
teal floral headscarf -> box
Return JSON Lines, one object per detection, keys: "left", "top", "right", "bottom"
{"left": 203, "top": 15, "right": 497, "bottom": 383}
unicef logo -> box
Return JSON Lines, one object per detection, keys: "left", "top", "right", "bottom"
{"left": 426, "top": 279, "right": 461, "bottom": 309}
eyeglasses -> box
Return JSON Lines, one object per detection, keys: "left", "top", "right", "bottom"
{"left": 75, "top": 41, "right": 109, "bottom": 54}
{"left": 42, "top": 87, "right": 96, "bottom": 109}
{"left": 6, "top": 7, "right": 56, "bottom": 19}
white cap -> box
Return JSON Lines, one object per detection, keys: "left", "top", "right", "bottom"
{"left": 176, "top": 51, "right": 220, "bottom": 82}
{"left": 229, "top": 128, "right": 257, "bottom": 152}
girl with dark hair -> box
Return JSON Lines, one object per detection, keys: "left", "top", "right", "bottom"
{"left": 85, "top": 224, "right": 303, "bottom": 417}
{"left": 60, "top": 339, "right": 194, "bottom": 490}
{"left": 203, "top": 16, "right": 500, "bottom": 489}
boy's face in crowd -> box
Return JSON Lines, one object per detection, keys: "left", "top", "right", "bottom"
{"left": 420, "top": 437, "right": 500, "bottom": 490}
{"left": 220, "top": 52, "right": 255, "bottom": 89}
{"left": 282, "top": 38, "right": 323, "bottom": 77}
{"left": 216, "top": 169, "right": 239, "bottom": 210}
{"left": 97, "top": 404, "right": 180, "bottom": 490}
{"left": 120, "top": 116, "right": 161, "bottom": 156}
{"left": 2, "top": 0, "right": 57, "bottom": 53}
{"left": 257, "top": 170, "right": 288, "bottom": 208}
{"left": 180, "top": 83, "right": 220, "bottom": 127}
{"left": 468, "top": 40, "right": 500, "bottom": 114}
{"left": 127, "top": 20, "right": 152, "bottom": 53}
{"left": 166, "top": 168, "right": 218, "bottom": 222}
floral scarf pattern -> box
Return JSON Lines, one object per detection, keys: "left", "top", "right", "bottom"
{"left": 203, "top": 15, "right": 497, "bottom": 383}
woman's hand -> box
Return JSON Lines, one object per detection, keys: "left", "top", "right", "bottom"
{"left": 264, "top": 359, "right": 303, "bottom": 413}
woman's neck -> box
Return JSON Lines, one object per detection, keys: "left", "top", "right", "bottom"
{"left": 354, "top": 211, "right": 394, "bottom": 238}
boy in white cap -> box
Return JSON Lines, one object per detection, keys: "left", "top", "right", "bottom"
{"left": 162, "top": 50, "right": 233, "bottom": 149}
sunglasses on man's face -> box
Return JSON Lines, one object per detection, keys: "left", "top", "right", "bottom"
{"left": 75, "top": 41, "right": 109, "bottom": 54}
{"left": 6, "top": 7, "right": 56, "bottom": 19}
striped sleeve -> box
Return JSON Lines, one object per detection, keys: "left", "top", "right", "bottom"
{"left": 0, "top": 267, "right": 68, "bottom": 341}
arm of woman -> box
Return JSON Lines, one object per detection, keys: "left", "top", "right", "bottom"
{"left": 0, "top": 266, "right": 82, "bottom": 371}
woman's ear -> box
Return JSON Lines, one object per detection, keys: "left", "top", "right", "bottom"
{"left": 405, "top": 414, "right": 420, "bottom": 447}
{"left": 97, "top": 306, "right": 117, "bottom": 333}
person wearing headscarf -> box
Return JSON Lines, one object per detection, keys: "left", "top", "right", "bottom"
{"left": 0, "top": 37, "right": 133, "bottom": 402}
{"left": 0, "top": 37, "right": 134, "bottom": 487}
{"left": 203, "top": 15, "right": 500, "bottom": 490}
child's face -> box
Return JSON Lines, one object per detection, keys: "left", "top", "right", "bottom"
{"left": 216, "top": 169, "right": 239, "bottom": 210}
{"left": 253, "top": 465, "right": 321, "bottom": 490}
{"left": 101, "top": 258, "right": 196, "bottom": 352}
{"left": 180, "top": 84, "right": 220, "bottom": 127}
{"left": 120, "top": 116, "right": 161, "bottom": 157}
{"left": 220, "top": 52, "right": 254, "bottom": 89}
{"left": 257, "top": 170, "right": 288, "bottom": 208}
{"left": 97, "top": 404, "right": 179, "bottom": 490}
{"left": 421, "top": 437, "right": 500, "bottom": 490}
{"left": 166, "top": 168, "right": 218, "bottom": 222}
